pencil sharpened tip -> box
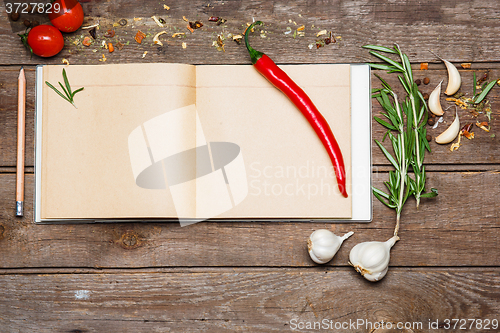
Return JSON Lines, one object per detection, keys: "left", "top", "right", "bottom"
{"left": 16, "top": 201, "right": 24, "bottom": 217}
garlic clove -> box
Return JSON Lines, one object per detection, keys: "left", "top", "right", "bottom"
{"left": 435, "top": 110, "right": 460, "bottom": 144}
{"left": 349, "top": 235, "right": 399, "bottom": 282}
{"left": 442, "top": 59, "right": 461, "bottom": 95}
{"left": 308, "top": 229, "right": 353, "bottom": 264}
{"left": 428, "top": 80, "right": 444, "bottom": 116}
{"left": 430, "top": 51, "right": 462, "bottom": 96}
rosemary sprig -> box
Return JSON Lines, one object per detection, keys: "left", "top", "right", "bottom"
{"left": 364, "top": 44, "right": 437, "bottom": 235}
{"left": 45, "top": 68, "right": 84, "bottom": 109}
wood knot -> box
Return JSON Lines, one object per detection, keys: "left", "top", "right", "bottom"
{"left": 117, "top": 231, "right": 142, "bottom": 250}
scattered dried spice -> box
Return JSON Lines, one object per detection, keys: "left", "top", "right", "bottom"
{"left": 189, "top": 21, "right": 203, "bottom": 29}
{"left": 420, "top": 63, "right": 428, "bottom": 70}
{"left": 182, "top": 16, "right": 189, "bottom": 22}
{"left": 115, "top": 41, "right": 124, "bottom": 51}
{"left": 415, "top": 79, "right": 421, "bottom": 86}
{"left": 209, "top": 16, "right": 219, "bottom": 22}
{"left": 216, "top": 18, "right": 227, "bottom": 26}
{"left": 164, "top": 4, "right": 170, "bottom": 10}
{"left": 62, "top": 58, "right": 70, "bottom": 65}
{"left": 135, "top": 30, "right": 146, "bottom": 44}
{"left": 172, "top": 32, "right": 185, "bottom": 38}
{"left": 89, "top": 27, "right": 97, "bottom": 39}
{"left": 10, "top": 12, "right": 20, "bottom": 21}
{"left": 232, "top": 34, "right": 243, "bottom": 44}
{"left": 104, "top": 29, "right": 115, "bottom": 38}
{"left": 133, "top": 17, "right": 142, "bottom": 21}
{"left": 119, "top": 19, "right": 127, "bottom": 26}
{"left": 108, "top": 43, "right": 114, "bottom": 53}
{"left": 315, "top": 39, "right": 325, "bottom": 49}
{"left": 181, "top": 42, "right": 187, "bottom": 49}
{"left": 324, "top": 31, "right": 335, "bottom": 44}
{"left": 316, "top": 29, "right": 327, "bottom": 37}
{"left": 153, "top": 31, "right": 168, "bottom": 46}
{"left": 186, "top": 24, "right": 194, "bottom": 33}
{"left": 82, "top": 36, "right": 93, "bottom": 47}
{"left": 212, "top": 34, "right": 225, "bottom": 52}
{"left": 423, "top": 77, "right": 430, "bottom": 85}
{"left": 461, "top": 123, "right": 474, "bottom": 139}
{"left": 151, "top": 16, "right": 165, "bottom": 27}
{"left": 476, "top": 121, "right": 490, "bottom": 132}
{"left": 24, "top": 20, "right": 31, "bottom": 28}
{"left": 99, "top": 54, "right": 107, "bottom": 62}
{"left": 461, "top": 63, "right": 472, "bottom": 69}
{"left": 142, "top": 51, "right": 148, "bottom": 58}
{"left": 297, "top": 25, "right": 305, "bottom": 31}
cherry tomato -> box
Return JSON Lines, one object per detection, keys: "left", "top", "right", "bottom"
{"left": 19, "top": 25, "right": 64, "bottom": 57}
{"left": 48, "top": 0, "right": 84, "bottom": 33}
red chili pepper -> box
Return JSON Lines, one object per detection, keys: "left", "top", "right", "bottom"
{"left": 244, "top": 21, "right": 348, "bottom": 198}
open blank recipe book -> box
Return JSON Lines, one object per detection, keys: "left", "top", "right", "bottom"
{"left": 35, "top": 63, "right": 372, "bottom": 223}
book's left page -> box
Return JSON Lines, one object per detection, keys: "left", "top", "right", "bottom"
{"left": 39, "top": 63, "right": 197, "bottom": 220}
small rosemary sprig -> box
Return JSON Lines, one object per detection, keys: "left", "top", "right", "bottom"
{"left": 364, "top": 44, "right": 437, "bottom": 236}
{"left": 45, "top": 68, "right": 84, "bottom": 109}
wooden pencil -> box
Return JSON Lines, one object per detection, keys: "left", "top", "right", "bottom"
{"left": 16, "top": 67, "right": 26, "bottom": 217}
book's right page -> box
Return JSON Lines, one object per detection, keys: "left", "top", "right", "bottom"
{"left": 195, "top": 64, "right": 352, "bottom": 219}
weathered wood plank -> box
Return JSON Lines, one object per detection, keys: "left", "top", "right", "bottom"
{"left": 0, "top": 269, "right": 499, "bottom": 332}
{"left": 0, "top": 66, "right": 498, "bottom": 167}
{"left": 0, "top": 171, "right": 498, "bottom": 268}
{"left": 1, "top": 0, "right": 500, "bottom": 66}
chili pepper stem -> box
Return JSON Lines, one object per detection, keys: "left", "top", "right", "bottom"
{"left": 244, "top": 21, "right": 264, "bottom": 64}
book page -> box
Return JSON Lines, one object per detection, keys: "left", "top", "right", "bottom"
{"left": 195, "top": 64, "right": 352, "bottom": 219}
{"left": 40, "top": 63, "right": 197, "bottom": 219}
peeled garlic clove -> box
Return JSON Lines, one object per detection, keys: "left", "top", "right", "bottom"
{"left": 428, "top": 80, "right": 444, "bottom": 116}
{"left": 307, "top": 229, "right": 354, "bottom": 264}
{"left": 349, "top": 235, "right": 399, "bottom": 282}
{"left": 442, "top": 59, "right": 461, "bottom": 95}
{"left": 435, "top": 110, "right": 460, "bottom": 144}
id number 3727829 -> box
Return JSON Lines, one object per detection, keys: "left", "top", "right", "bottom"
{"left": 5, "top": 2, "right": 61, "bottom": 14}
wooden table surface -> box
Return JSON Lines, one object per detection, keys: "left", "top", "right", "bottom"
{"left": 1, "top": 1, "right": 499, "bottom": 332}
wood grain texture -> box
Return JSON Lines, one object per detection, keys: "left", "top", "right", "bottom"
{"left": 1, "top": 1, "right": 500, "bottom": 331}
{"left": 0, "top": 170, "right": 497, "bottom": 268}
{"left": 0, "top": 269, "right": 499, "bottom": 332}
{"left": 1, "top": 0, "right": 500, "bottom": 66}
{"left": 0, "top": 66, "right": 498, "bottom": 167}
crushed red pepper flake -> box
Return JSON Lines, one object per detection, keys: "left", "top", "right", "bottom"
{"left": 115, "top": 41, "right": 124, "bottom": 51}
{"left": 135, "top": 30, "right": 146, "bottom": 44}
{"left": 108, "top": 43, "right": 114, "bottom": 53}
{"left": 82, "top": 36, "right": 93, "bottom": 47}
{"left": 420, "top": 62, "right": 428, "bottom": 70}
{"left": 186, "top": 24, "right": 194, "bottom": 33}
{"left": 104, "top": 29, "right": 115, "bottom": 38}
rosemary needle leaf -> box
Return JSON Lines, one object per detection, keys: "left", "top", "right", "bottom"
{"left": 72, "top": 87, "right": 85, "bottom": 97}
{"left": 369, "top": 51, "right": 405, "bottom": 72}
{"left": 375, "top": 139, "right": 400, "bottom": 171}
{"left": 62, "top": 68, "right": 72, "bottom": 95}
{"left": 473, "top": 72, "right": 477, "bottom": 96}
{"left": 375, "top": 117, "right": 398, "bottom": 131}
{"left": 367, "top": 63, "right": 399, "bottom": 72}
{"left": 420, "top": 188, "right": 438, "bottom": 198}
{"left": 363, "top": 44, "right": 398, "bottom": 54}
{"left": 58, "top": 82, "right": 70, "bottom": 99}
{"left": 474, "top": 80, "right": 496, "bottom": 104}
{"left": 45, "top": 81, "right": 71, "bottom": 103}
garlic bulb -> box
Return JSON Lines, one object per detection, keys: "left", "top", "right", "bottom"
{"left": 308, "top": 229, "right": 354, "bottom": 264}
{"left": 428, "top": 80, "right": 444, "bottom": 116}
{"left": 435, "top": 110, "right": 460, "bottom": 144}
{"left": 349, "top": 236, "right": 399, "bottom": 282}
